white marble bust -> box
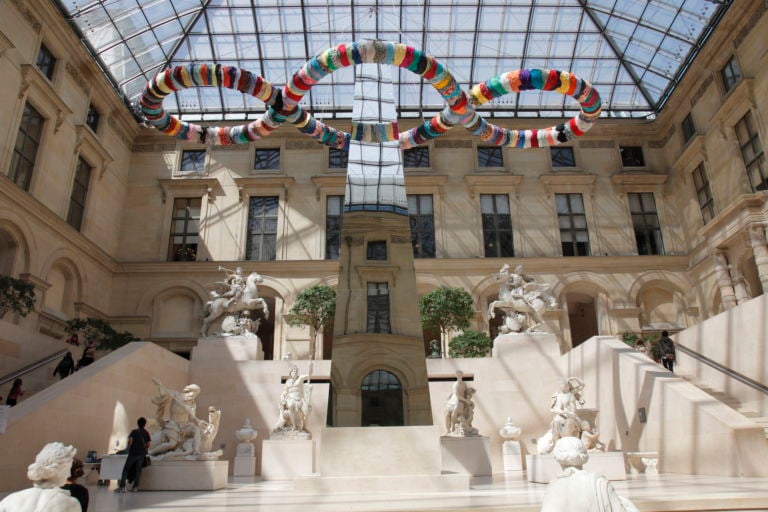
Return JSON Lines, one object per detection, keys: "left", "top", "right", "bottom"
{"left": 540, "top": 437, "right": 637, "bottom": 512}
{"left": 0, "top": 442, "right": 81, "bottom": 512}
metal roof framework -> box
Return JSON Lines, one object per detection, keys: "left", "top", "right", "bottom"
{"left": 53, "top": 0, "right": 732, "bottom": 121}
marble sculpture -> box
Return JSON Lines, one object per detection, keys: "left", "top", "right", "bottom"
{"left": 0, "top": 442, "right": 81, "bottom": 512}
{"left": 443, "top": 370, "right": 479, "bottom": 437}
{"left": 271, "top": 364, "right": 313, "bottom": 440}
{"left": 537, "top": 377, "right": 603, "bottom": 455}
{"left": 488, "top": 264, "right": 558, "bottom": 334}
{"left": 202, "top": 266, "right": 269, "bottom": 337}
{"left": 540, "top": 437, "right": 638, "bottom": 512}
{"left": 149, "top": 379, "right": 222, "bottom": 460}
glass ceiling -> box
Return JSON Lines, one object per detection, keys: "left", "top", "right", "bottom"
{"left": 54, "top": 0, "right": 731, "bottom": 120}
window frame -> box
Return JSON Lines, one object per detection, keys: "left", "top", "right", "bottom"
{"left": 692, "top": 163, "right": 715, "bottom": 225}
{"left": 628, "top": 192, "right": 665, "bottom": 256}
{"left": 480, "top": 193, "right": 515, "bottom": 258}
{"left": 66, "top": 156, "right": 93, "bottom": 232}
{"left": 403, "top": 146, "right": 431, "bottom": 169}
{"left": 325, "top": 194, "right": 344, "bottom": 260}
{"left": 366, "top": 282, "right": 391, "bottom": 334}
{"left": 407, "top": 194, "right": 436, "bottom": 258}
{"left": 167, "top": 197, "right": 202, "bottom": 262}
{"left": 476, "top": 146, "right": 504, "bottom": 170}
{"left": 681, "top": 113, "right": 696, "bottom": 144}
{"left": 9, "top": 101, "right": 46, "bottom": 191}
{"left": 720, "top": 55, "right": 742, "bottom": 93}
{"left": 328, "top": 147, "right": 349, "bottom": 171}
{"left": 85, "top": 103, "right": 100, "bottom": 134}
{"left": 36, "top": 43, "right": 57, "bottom": 82}
{"left": 252, "top": 147, "right": 282, "bottom": 173}
{"left": 734, "top": 111, "right": 767, "bottom": 192}
{"left": 178, "top": 148, "right": 207, "bottom": 174}
{"left": 620, "top": 146, "right": 646, "bottom": 168}
{"left": 550, "top": 146, "right": 576, "bottom": 169}
{"left": 555, "top": 193, "right": 591, "bottom": 257}
{"left": 245, "top": 195, "right": 280, "bottom": 261}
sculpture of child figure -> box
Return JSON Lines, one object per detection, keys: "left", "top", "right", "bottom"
{"left": 540, "top": 437, "right": 638, "bottom": 512}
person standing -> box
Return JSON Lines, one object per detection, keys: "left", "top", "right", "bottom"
{"left": 658, "top": 330, "right": 676, "bottom": 372}
{"left": 54, "top": 352, "right": 76, "bottom": 380}
{"left": 77, "top": 341, "right": 96, "bottom": 370}
{"left": 6, "top": 378, "right": 24, "bottom": 406}
{"left": 61, "top": 457, "right": 89, "bottom": 511}
{"left": 115, "top": 417, "right": 151, "bottom": 493}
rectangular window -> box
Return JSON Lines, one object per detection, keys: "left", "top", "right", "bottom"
{"left": 367, "top": 282, "right": 391, "bottom": 334}
{"left": 721, "top": 56, "right": 742, "bottom": 93}
{"left": 9, "top": 102, "right": 45, "bottom": 191}
{"left": 480, "top": 194, "right": 514, "bottom": 257}
{"left": 620, "top": 146, "right": 645, "bottom": 167}
{"left": 367, "top": 240, "right": 387, "bottom": 261}
{"left": 66, "top": 158, "right": 92, "bottom": 231}
{"left": 692, "top": 164, "right": 715, "bottom": 224}
{"left": 85, "top": 104, "right": 100, "bottom": 133}
{"left": 681, "top": 113, "right": 696, "bottom": 143}
{"left": 403, "top": 147, "right": 430, "bottom": 168}
{"left": 246, "top": 196, "right": 278, "bottom": 260}
{"left": 556, "top": 193, "right": 590, "bottom": 256}
{"left": 180, "top": 149, "right": 206, "bottom": 173}
{"left": 254, "top": 148, "right": 280, "bottom": 170}
{"left": 408, "top": 194, "right": 435, "bottom": 258}
{"left": 329, "top": 148, "right": 348, "bottom": 169}
{"left": 628, "top": 192, "right": 664, "bottom": 256}
{"left": 550, "top": 147, "right": 575, "bottom": 168}
{"left": 36, "top": 43, "right": 56, "bottom": 80}
{"left": 735, "top": 112, "right": 767, "bottom": 191}
{"left": 167, "top": 198, "right": 201, "bottom": 261}
{"left": 325, "top": 195, "right": 343, "bottom": 260}
{"left": 477, "top": 146, "right": 503, "bottom": 168}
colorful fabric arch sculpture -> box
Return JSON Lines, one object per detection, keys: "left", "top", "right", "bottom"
{"left": 139, "top": 40, "right": 601, "bottom": 150}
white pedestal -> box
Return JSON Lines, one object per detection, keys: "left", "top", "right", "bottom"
{"left": 191, "top": 336, "right": 263, "bottom": 361}
{"left": 234, "top": 443, "right": 256, "bottom": 477}
{"left": 503, "top": 440, "right": 524, "bottom": 471}
{"left": 261, "top": 439, "right": 315, "bottom": 480}
{"left": 526, "top": 451, "right": 627, "bottom": 483}
{"left": 440, "top": 436, "right": 492, "bottom": 476}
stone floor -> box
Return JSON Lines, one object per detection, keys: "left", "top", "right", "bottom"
{"left": 7, "top": 473, "right": 766, "bottom": 512}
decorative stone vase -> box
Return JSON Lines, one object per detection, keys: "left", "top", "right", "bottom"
{"left": 235, "top": 419, "right": 258, "bottom": 443}
{"left": 499, "top": 417, "right": 522, "bottom": 441}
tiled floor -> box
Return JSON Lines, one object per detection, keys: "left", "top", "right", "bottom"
{"left": 7, "top": 474, "right": 766, "bottom": 512}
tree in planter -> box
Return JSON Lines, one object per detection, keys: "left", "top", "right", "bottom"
{"left": 287, "top": 284, "right": 336, "bottom": 360}
{"left": 448, "top": 330, "right": 493, "bottom": 358}
{"left": 419, "top": 286, "right": 474, "bottom": 358}
{"left": 65, "top": 318, "right": 138, "bottom": 352}
{"left": 0, "top": 275, "right": 36, "bottom": 320}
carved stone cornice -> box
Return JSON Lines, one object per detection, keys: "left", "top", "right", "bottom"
{"left": 0, "top": 31, "right": 15, "bottom": 58}
{"left": 699, "top": 192, "right": 768, "bottom": 247}
{"left": 311, "top": 175, "right": 346, "bottom": 200}
{"left": 610, "top": 173, "right": 668, "bottom": 195}
{"left": 19, "top": 64, "right": 72, "bottom": 133}
{"left": 538, "top": 173, "right": 596, "bottom": 196}
{"left": 75, "top": 125, "right": 113, "bottom": 179}
{"left": 672, "top": 135, "right": 706, "bottom": 174}
{"left": 234, "top": 176, "right": 295, "bottom": 202}
{"left": 9, "top": 0, "right": 42, "bottom": 33}
{"left": 158, "top": 177, "right": 219, "bottom": 204}
{"left": 464, "top": 174, "right": 524, "bottom": 199}
{"left": 65, "top": 61, "right": 91, "bottom": 96}
{"left": 710, "top": 79, "right": 755, "bottom": 128}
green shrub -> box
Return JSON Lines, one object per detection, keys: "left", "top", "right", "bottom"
{"left": 0, "top": 275, "right": 36, "bottom": 319}
{"left": 448, "top": 330, "right": 493, "bottom": 358}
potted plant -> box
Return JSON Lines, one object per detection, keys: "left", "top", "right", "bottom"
{"left": 0, "top": 274, "right": 36, "bottom": 320}
{"left": 287, "top": 284, "right": 336, "bottom": 360}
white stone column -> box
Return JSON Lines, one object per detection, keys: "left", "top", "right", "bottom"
{"left": 748, "top": 223, "right": 768, "bottom": 294}
{"left": 731, "top": 268, "right": 751, "bottom": 304}
{"left": 712, "top": 250, "right": 738, "bottom": 310}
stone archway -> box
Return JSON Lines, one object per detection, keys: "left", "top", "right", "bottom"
{"left": 567, "top": 292, "right": 598, "bottom": 347}
{"left": 360, "top": 370, "right": 404, "bottom": 427}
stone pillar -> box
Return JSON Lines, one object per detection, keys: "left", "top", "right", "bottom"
{"left": 712, "top": 250, "right": 738, "bottom": 310}
{"left": 731, "top": 268, "right": 751, "bottom": 305}
{"left": 748, "top": 223, "right": 768, "bottom": 294}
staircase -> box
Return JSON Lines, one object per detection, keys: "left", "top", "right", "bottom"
{"left": 678, "top": 373, "right": 768, "bottom": 440}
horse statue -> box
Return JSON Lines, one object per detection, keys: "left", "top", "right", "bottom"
{"left": 488, "top": 264, "right": 557, "bottom": 334}
{"left": 201, "top": 271, "right": 269, "bottom": 337}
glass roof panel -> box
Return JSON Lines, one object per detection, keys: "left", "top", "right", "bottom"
{"left": 55, "top": 0, "right": 732, "bottom": 120}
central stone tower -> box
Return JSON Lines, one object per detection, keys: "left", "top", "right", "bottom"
{"left": 328, "top": 63, "right": 432, "bottom": 427}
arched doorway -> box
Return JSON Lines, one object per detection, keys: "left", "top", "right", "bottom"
{"left": 361, "top": 370, "right": 404, "bottom": 426}
{"left": 567, "top": 292, "right": 598, "bottom": 347}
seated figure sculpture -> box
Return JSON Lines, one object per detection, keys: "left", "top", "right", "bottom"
{"left": 271, "top": 364, "right": 313, "bottom": 439}
{"left": 488, "top": 264, "right": 558, "bottom": 334}
{"left": 149, "top": 379, "right": 222, "bottom": 460}
{"left": 537, "top": 377, "right": 587, "bottom": 454}
{"left": 0, "top": 442, "right": 81, "bottom": 512}
{"left": 540, "top": 437, "right": 638, "bottom": 512}
{"left": 443, "top": 370, "right": 479, "bottom": 436}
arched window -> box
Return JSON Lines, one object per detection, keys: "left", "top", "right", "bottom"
{"left": 361, "top": 370, "right": 403, "bottom": 426}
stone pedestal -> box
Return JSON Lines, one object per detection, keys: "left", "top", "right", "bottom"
{"left": 100, "top": 456, "right": 228, "bottom": 490}
{"left": 526, "top": 451, "right": 626, "bottom": 483}
{"left": 503, "top": 440, "right": 524, "bottom": 471}
{"left": 260, "top": 439, "right": 315, "bottom": 480}
{"left": 233, "top": 442, "right": 256, "bottom": 477}
{"left": 191, "top": 335, "right": 263, "bottom": 361}
{"left": 440, "top": 436, "right": 492, "bottom": 476}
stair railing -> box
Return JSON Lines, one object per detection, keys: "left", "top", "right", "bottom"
{"left": 0, "top": 349, "right": 69, "bottom": 388}
{"left": 676, "top": 343, "right": 768, "bottom": 395}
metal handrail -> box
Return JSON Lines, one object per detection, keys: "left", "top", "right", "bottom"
{"left": 676, "top": 343, "right": 768, "bottom": 395}
{"left": 0, "top": 349, "right": 69, "bottom": 388}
